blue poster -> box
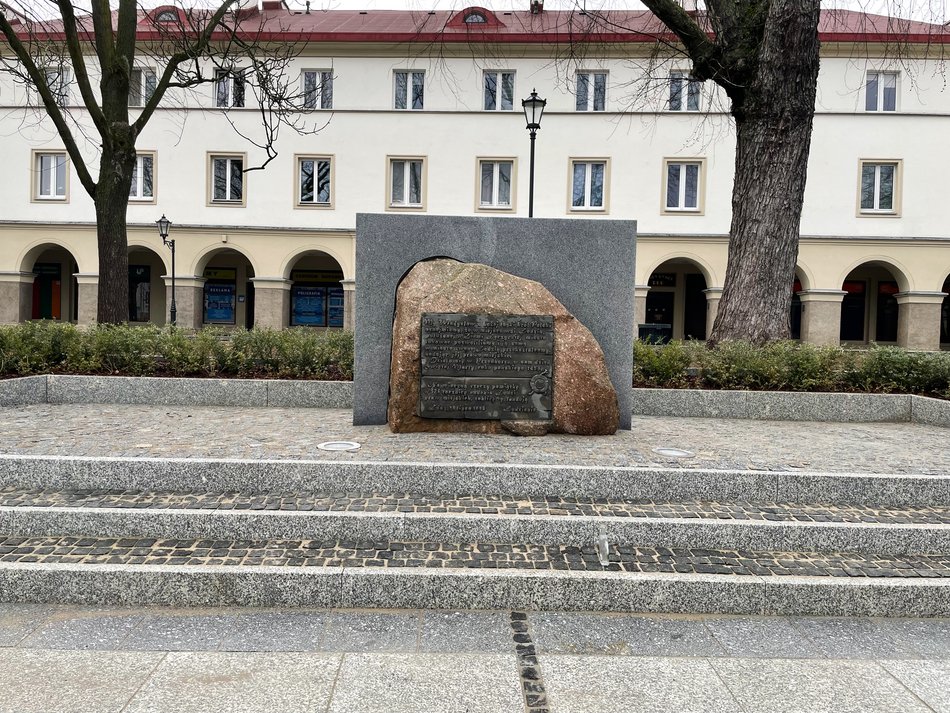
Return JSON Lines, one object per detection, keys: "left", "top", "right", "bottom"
{"left": 292, "top": 285, "right": 326, "bottom": 326}
{"left": 328, "top": 286, "right": 345, "bottom": 328}
{"left": 204, "top": 283, "right": 235, "bottom": 324}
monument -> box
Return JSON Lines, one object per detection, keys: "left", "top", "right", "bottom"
{"left": 353, "top": 214, "right": 637, "bottom": 431}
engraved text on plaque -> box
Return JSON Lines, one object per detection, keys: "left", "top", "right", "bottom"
{"left": 418, "top": 313, "right": 554, "bottom": 420}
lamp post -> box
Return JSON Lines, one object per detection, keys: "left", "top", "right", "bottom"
{"left": 521, "top": 88, "right": 546, "bottom": 218}
{"left": 156, "top": 214, "right": 176, "bottom": 326}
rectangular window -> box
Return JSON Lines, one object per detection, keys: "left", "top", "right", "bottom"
{"left": 297, "top": 156, "right": 332, "bottom": 206}
{"left": 478, "top": 159, "right": 513, "bottom": 209}
{"left": 669, "top": 70, "right": 700, "bottom": 111}
{"left": 859, "top": 161, "right": 899, "bottom": 213}
{"left": 389, "top": 157, "right": 425, "bottom": 208}
{"left": 43, "top": 67, "right": 69, "bottom": 108}
{"left": 570, "top": 160, "right": 606, "bottom": 210}
{"left": 35, "top": 152, "right": 68, "bottom": 200}
{"left": 129, "top": 67, "right": 157, "bottom": 108}
{"left": 664, "top": 160, "right": 703, "bottom": 212}
{"left": 866, "top": 71, "right": 897, "bottom": 112}
{"left": 210, "top": 155, "right": 244, "bottom": 203}
{"left": 302, "top": 70, "right": 333, "bottom": 109}
{"left": 575, "top": 71, "right": 606, "bottom": 111}
{"left": 394, "top": 71, "right": 424, "bottom": 110}
{"left": 214, "top": 69, "right": 245, "bottom": 108}
{"left": 484, "top": 71, "right": 514, "bottom": 111}
{"left": 129, "top": 154, "right": 154, "bottom": 201}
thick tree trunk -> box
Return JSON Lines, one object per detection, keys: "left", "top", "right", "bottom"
{"left": 709, "top": 0, "right": 821, "bottom": 345}
{"left": 94, "top": 143, "right": 136, "bottom": 325}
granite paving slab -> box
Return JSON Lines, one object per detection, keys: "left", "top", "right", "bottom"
{"left": 321, "top": 611, "right": 420, "bottom": 652}
{"left": 122, "top": 651, "right": 340, "bottom": 713}
{"left": 0, "top": 647, "right": 163, "bottom": 713}
{"left": 0, "top": 602, "right": 53, "bottom": 647}
{"left": 121, "top": 611, "right": 232, "bottom": 651}
{"left": 703, "top": 615, "right": 825, "bottom": 659}
{"left": 788, "top": 616, "right": 926, "bottom": 659}
{"left": 872, "top": 617, "right": 950, "bottom": 658}
{"left": 18, "top": 605, "right": 144, "bottom": 650}
{"left": 417, "top": 610, "right": 513, "bottom": 653}
{"left": 325, "top": 652, "right": 524, "bottom": 713}
{"left": 880, "top": 659, "right": 950, "bottom": 712}
{"left": 710, "top": 658, "right": 934, "bottom": 712}
{"left": 542, "top": 655, "right": 740, "bottom": 713}
{"left": 1, "top": 404, "right": 949, "bottom": 474}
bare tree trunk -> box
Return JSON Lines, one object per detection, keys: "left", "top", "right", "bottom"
{"left": 94, "top": 142, "right": 135, "bottom": 325}
{"left": 710, "top": 0, "right": 821, "bottom": 345}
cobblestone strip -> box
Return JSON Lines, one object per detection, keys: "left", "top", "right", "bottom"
{"left": 510, "top": 611, "right": 548, "bottom": 712}
{"left": 3, "top": 489, "right": 948, "bottom": 525}
{"left": 1, "top": 537, "right": 949, "bottom": 577}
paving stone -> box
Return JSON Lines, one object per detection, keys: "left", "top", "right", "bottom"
{"left": 321, "top": 611, "right": 420, "bottom": 652}
{"left": 789, "top": 616, "right": 925, "bottom": 659}
{"left": 4, "top": 488, "right": 948, "bottom": 525}
{"left": 0, "top": 404, "right": 949, "bottom": 475}
{"left": 418, "top": 610, "right": 512, "bottom": 653}
{"left": 704, "top": 616, "right": 825, "bottom": 659}
{"left": 121, "top": 612, "right": 231, "bottom": 651}
{"left": 326, "top": 653, "right": 524, "bottom": 712}
{"left": 19, "top": 606, "right": 143, "bottom": 650}
{"left": 873, "top": 618, "right": 950, "bottom": 659}
{"left": 530, "top": 613, "right": 725, "bottom": 656}
{"left": 710, "top": 658, "right": 933, "bottom": 712}
{"left": 123, "top": 651, "right": 339, "bottom": 713}
{"left": 0, "top": 603, "right": 53, "bottom": 647}
{"left": 542, "top": 655, "right": 739, "bottom": 712}
{"left": 0, "top": 647, "right": 162, "bottom": 712}
{"left": 215, "top": 611, "right": 327, "bottom": 652}
{"left": 880, "top": 660, "right": 950, "bottom": 711}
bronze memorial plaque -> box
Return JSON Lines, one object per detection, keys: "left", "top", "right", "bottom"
{"left": 418, "top": 313, "right": 554, "bottom": 420}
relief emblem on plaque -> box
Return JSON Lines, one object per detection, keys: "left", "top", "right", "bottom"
{"left": 418, "top": 313, "right": 554, "bottom": 421}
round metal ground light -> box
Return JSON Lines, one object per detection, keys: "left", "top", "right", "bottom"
{"left": 317, "top": 441, "right": 361, "bottom": 452}
{"left": 652, "top": 447, "right": 694, "bottom": 458}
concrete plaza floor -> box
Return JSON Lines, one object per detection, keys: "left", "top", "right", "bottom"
{"left": 0, "top": 604, "right": 948, "bottom": 712}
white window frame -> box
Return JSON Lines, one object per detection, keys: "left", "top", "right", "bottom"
{"left": 208, "top": 153, "right": 246, "bottom": 206}
{"left": 32, "top": 150, "right": 69, "bottom": 202}
{"left": 394, "top": 70, "right": 424, "bottom": 110}
{"left": 476, "top": 158, "right": 515, "bottom": 212}
{"left": 668, "top": 70, "right": 701, "bottom": 112}
{"left": 865, "top": 71, "right": 898, "bottom": 112}
{"left": 214, "top": 68, "right": 245, "bottom": 108}
{"left": 129, "top": 67, "right": 157, "bottom": 108}
{"left": 43, "top": 66, "right": 69, "bottom": 108}
{"left": 858, "top": 159, "right": 901, "bottom": 216}
{"left": 662, "top": 158, "right": 706, "bottom": 214}
{"left": 568, "top": 158, "right": 609, "bottom": 212}
{"left": 483, "top": 71, "right": 515, "bottom": 111}
{"left": 387, "top": 156, "right": 426, "bottom": 210}
{"left": 295, "top": 154, "right": 334, "bottom": 208}
{"left": 302, "top": 70, "right": 333, "bottom": 110}
{"left": 575, "top": 71, "right": 607, "bottom": 112}
{"left": 129, "top": 152, "right": 156, "bottom": 203}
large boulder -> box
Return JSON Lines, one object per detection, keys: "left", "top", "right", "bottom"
{"left": 388, "top": 259, "right": 619, "bottom": 435}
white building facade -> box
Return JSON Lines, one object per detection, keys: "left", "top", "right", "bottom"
{"left": 1, "top": 4, "right": 949, "bottom": 348}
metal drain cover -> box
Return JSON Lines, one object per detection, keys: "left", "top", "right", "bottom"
{"left": 652, "top": 447, "right": 694, "bottom": 458}
{"left": 317, "top": 440, "right": 361, "bottom": 452}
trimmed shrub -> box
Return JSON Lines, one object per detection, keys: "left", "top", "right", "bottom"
{"left": 0, "top": 322, "right": 353, "bottom": 381}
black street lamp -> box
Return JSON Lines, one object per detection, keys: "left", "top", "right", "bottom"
{"left": 521, "top": 88, "right": 546, "bottom": 218}
{"left": 156, "top": 214, "right": 176, "bottom": 326}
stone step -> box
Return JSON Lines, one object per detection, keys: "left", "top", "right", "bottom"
{"left": 1, "top": 455, "right": 947, "bottom": 507}
{"left": 1, "top": 490, "right": 949, "bottom": 555}
{"left": 0, "top": 536, "right": 948, "bottom": 616}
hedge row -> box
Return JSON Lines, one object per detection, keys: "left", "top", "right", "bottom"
{"left": 0, "top": 322, "right": 353, "bottom": 380}
{"left": 634, "top": 340, "right": 950, "bottom": 399}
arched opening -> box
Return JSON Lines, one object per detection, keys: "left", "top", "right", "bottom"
{"left": 287, "top": 250, "right": 345, "bottom": 328}
{"left": 644, "top": 259, "right": 709, "bottom": 342}
{"left": 199, "top": 249, "right": 255, "bottom": 329}
{"left": 840, "top": 263, "right": 903, "bottom": 344}
{"left": 128, "top": 246, "right": 167, "bottom": 325}
{"left": 941, "top": 274, "right": 950, "bottom": 349}
{"left": 21, "top": 244, "right": 79, "bottom": 322}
